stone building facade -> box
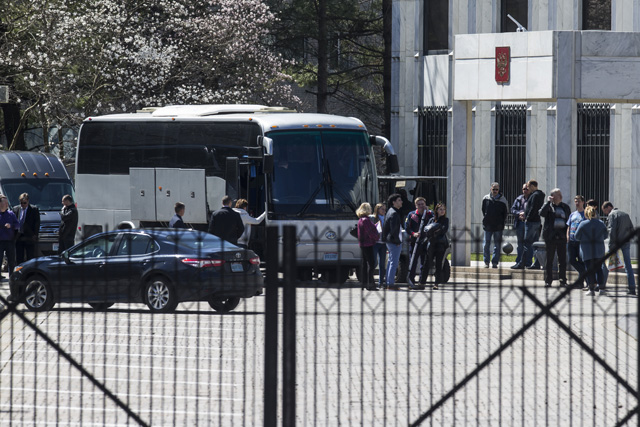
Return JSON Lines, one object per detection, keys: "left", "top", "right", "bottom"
{"left": 392, "top": 0, "right": 640, "bottom": 265}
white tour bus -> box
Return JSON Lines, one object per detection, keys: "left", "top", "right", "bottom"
{"left": 74, "top": 104, "right": 398, "bottom": 283}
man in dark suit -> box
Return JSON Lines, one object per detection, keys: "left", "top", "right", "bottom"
{"left": 13, "top": 193, "right": 40, "bottom": 264}
{"left": 208, "top": 195, "right": 244, "bottom": 246}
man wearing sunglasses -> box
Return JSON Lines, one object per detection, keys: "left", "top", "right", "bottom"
{"left": 13, "top": 193, "right": 40, "bottom": 264}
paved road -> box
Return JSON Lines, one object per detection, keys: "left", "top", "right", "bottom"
{"left": 1, "top": 270, "right": 638, "bottom": 426}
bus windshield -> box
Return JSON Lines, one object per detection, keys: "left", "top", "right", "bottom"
{"left": 1, "top": 180, "right": 75, "bottom": 211}
{"left": 267, "top": 130, "right": 377, "bottom": 219}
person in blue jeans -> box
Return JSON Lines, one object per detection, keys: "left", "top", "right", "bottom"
{"left": 575, "top": 206, "right": 608, "bottom": 296}
{"left": 381, "top": 194, "right": 404, "bottom": 290}
{"left": 481, "top": 182, "right": 509, "bottom": 268}
{"left": 602, "top": 202, "right": 637, "bottom": 295}
{"left": 510, "top": 183, "right": 530, "bottom": 268}
{"left": 514, "top": 180, "right": 545, "bottom": 269}
{"left": 371, "top": 203, "right": 387, "bottom": 289}
{"left": 566, "top": 195, "right": 586, "bottom": 288}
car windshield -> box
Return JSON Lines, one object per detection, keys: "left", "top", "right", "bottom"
{"left": 1, "top": 179, "right": 74, "bottom": 211}
{"left": 267, "top": 129, "right": 377, "bottom": 219}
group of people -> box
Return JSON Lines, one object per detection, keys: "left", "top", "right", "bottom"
{"left": 0, "top": 193, "right": 77, "bottom": 279}
{"left": 172, "top": 196, "right": 266, "bottom": 249}
{"left": 356, "top": 193, "right": 449, "bottom": 291}
{"left": 482, "top": 180, "right": 636, "bottom": 296}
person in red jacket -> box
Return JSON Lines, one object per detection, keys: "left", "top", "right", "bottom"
{"left": 356, "top": 203, "right": 380, "bottom": 291}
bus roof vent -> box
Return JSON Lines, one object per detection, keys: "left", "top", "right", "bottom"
{"left": 151, "top": 104, "right": 272, "bottom": 117}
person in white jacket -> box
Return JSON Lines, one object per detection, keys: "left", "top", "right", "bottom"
{"left": 233, "top": 199, "right": 266, "bottom": 249}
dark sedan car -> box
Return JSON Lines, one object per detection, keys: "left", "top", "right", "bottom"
{"left": 9, "top": 229, "right": 263, "bottom": 313}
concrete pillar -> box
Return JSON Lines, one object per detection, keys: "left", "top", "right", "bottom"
{"left": 555, "top": 98, "right": 576, "bottom": 199}
{"left": 450, "top": 100, "right": 472, "bottom": 266}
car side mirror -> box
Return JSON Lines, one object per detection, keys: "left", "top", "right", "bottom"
{"left": 62, "top": 252, "right": 71, "bottom": 264}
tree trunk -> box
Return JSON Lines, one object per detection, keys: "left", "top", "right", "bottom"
{"left": 2, "top": 103, "right": 25, "bottom": 150}
{"left": 382, "top": 0, "right": 392, "bottom": 139}
{"left": 316, "top": 0, "right": 328, "bottom": 113}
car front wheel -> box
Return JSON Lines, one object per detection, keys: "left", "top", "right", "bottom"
{"left": 208, "top": 297, "right": 241, "bottom": 313}
{"left": 145, "top": 277, "right": 178, "bottom": 313}
{"left": 24, "top": 276, "right": 55, "bottom": 312}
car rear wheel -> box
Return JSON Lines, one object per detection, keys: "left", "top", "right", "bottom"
{"left": 145, "top": 277, "right": 178, "bottom": 313}
{"left": 89, "top": 302, "right": 115, "bottom": 311}
{"left": 208, "top": 297, "right": 241, "bottom": 313}
{"left": 24, "top": 276, "right": 55, "bottom": 312}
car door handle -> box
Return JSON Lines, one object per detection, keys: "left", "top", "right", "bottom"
{"left": 97, "top": 262, "right": 106, "bottom": 268}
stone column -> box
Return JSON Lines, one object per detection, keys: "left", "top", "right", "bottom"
{"left": 555, "top": 98, "right": 576, "bottom": 199}
{"left": 450, "top": 100, "right": 472, "bottom": 266}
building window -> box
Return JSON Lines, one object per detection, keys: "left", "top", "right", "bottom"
{"left": 501, "top": 0, "right": 528, "bottom": 32}
{"left": 423, "top": 0, "right": 449, "bottom": 54}
{"left": 495, "top": 104, "right": 527, "bottom": 227}
{"left": 418, "top": 106, "right": 448, "bottom": 205}
{"left": 582, "top": 0, "right": 611, "bottom": 30}
{"left": 577, "top": 103, "right": 610, "bottom": 214}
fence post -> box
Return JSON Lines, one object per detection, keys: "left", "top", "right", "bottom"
{"left": 264, "top": 226, "right": 279, "bottom": 427}
{"left": 282, "top": 225, "right": 297, "bottom": 426}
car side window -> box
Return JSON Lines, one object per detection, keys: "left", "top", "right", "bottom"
{"left": 69, "top": 235, "right": 117, "bottom": 259}
{"left": 115, "top": 235, "right": 154, "bottom": 256}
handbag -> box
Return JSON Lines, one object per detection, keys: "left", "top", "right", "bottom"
{"left": 607, "top": 250, "right": 625, "bottom": 271}
{"left": 349, "top": 223, "right": 358, "bottom": 238}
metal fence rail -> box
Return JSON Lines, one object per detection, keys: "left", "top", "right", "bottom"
{"left": 1, "top": 226, "right": 638, "bottom": 425}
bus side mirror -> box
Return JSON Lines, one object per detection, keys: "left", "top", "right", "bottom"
{"left": 387, "top": 154, "right": 400, "bottom": 174}
{"left": 263, "top": 154, "right": 274, "bottom": 174}
{"left": 225, "top": 157, "right": 239, "bottom": 199}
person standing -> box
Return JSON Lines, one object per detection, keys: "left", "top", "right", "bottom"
{"left": 356, "top": 203, "right": 380, "bottom": 291}
{"left": 566, "top": 195, "right": 586, "bottom": 289}
{"left": 575, "top": 206, "right": 608, "bottom": 296}
{"left": 169, "top": 202, "right": 188, "bottom": 229}
{"left": 517, "top": 180, "right": 545, "bottom": 269}
{"left": 0, "top": 194, "right": 20, "bottom": 279}
{"left": 481, "top": 182, "right": 509, "bottom": 268}
{"left": 419, "top": 203, "right": 449, "bottom": 290}
{"left": 510, "top": 183, "right": 530, "bottom": 269}
{"left": 381, "top": 194, "right": 403, "bottom": 290}
{"left": 59, "top": 194, "right": 78, "bottom": 253}
{"left": 233, "top": 199, "right": 266, "bottom": 249}
{"left": 539, "top": 189, "right": 571, "bottom": 287}
{"left": 404, "top": 196, "right": 433, "bottom": 283}
{"left": 13, "top": 193, "right": 40, "bottom": 264}
{"left": 371, "top": 203, "right": 387, "bottom": 289}
{"left": 602, "top": 201, "right": 636, "bottom": 295}
{"left": 207, "top": 195, "right": 244, "bottom": 246}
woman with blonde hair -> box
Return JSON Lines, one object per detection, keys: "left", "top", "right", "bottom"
{"left": 356, "top": 202, "right": 379, "bottom": 291}
{"left": 574, "top": 205, "right": 608, "bottom": 296}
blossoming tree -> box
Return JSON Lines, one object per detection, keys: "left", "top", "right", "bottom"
{"left": 0, "top": 0, "right": 299, "bottom": 152}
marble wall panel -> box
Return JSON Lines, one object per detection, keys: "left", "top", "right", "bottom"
{"left": 528, "top": 31, "right": 554, "bottom": 56}
{"left": 581, "top": 31, "right": 640, "bottom": 57}
{"left": 455, "top": 34, "right": 479, "bottom": 59}
{"left": 581, "top": 59, "right": 640, "bottom": 100}
{"left": 526, "top": 57, "right": 555, "bottom": 99}
{"left": 453, "top": 60, "right": 479, "bottom": 99}
{"left": 424, "top": 55, "right": 451, "bottom": 106}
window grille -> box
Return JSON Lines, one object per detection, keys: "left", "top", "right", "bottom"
{"left": 577, "top": 103, "right": 610, "bottom": 215}
{"left": 495, "top": 104, "right": 527, "bottom": 227}
{"left": 417, "top": 106, "right": 448, "bottom": 206}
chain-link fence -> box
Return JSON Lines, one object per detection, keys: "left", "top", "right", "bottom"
{"left": 1, "top": 226, "right": 638, "bottom": 425}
